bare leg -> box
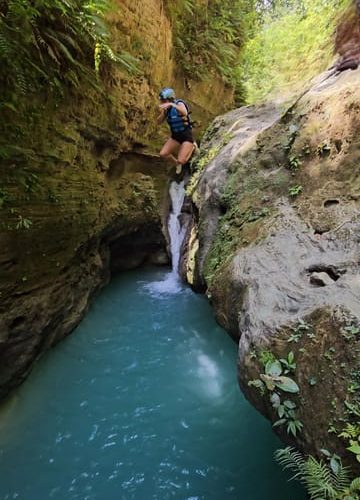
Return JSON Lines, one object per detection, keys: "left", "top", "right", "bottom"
{"left": 160, "top": 138, "right": 180, "bottom": 166}
{"left": 176, "top": 141, "right": 195, "bottom": 174}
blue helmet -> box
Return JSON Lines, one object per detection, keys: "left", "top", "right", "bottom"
{"left": 159, "top": 87, "right": 175, "bottom": 100}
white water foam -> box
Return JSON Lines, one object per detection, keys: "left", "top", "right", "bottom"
{"left": 144, "top": 181, "right": 186, "bottom": 296}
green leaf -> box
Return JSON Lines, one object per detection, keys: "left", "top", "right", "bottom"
{"left": 347, "top": 444, "right": 360, "bottom": 455}
{"left": 273, "top": 418, "right": 286, "bottom": 428}
{"left": 278, "top": 405, "right": 285, "bottom": 418}
{"left": 320, "top": 448, "right": 331, "bottom": 457}
{"left": 284, "top": 400, "right": 296, "bottom": 409}
{"left": 265, "top": 360, "right": 282, "bottom": 377}
{"left": 330, "top": 456, "right": 340, "bottom": 475}
{"left": 287, "top": 421, "right": 297, "bottom": 437}
{"left": 270, "top": 393, "right": 281, "bottom": 408}
{"left": 274, "top": 376, "right": 300, "bottom": 393}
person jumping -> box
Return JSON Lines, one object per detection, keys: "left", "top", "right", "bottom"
{"left": 157, "top": 87, "right": 196, "bottom": 175}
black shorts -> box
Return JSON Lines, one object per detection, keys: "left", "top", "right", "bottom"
{"left": 171, "top": 128, "right": 194, "bottom": 144}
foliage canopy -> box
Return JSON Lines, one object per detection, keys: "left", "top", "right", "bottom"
{"left": 0, "top": 0, "right": 139, "bottom": 108}
{"left": 164, "top": 0, "right": 256, "bottom": 101}
{"left": 239, "top": 0, "right": 351, "bottom": 103}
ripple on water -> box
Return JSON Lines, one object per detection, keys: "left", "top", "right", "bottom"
{"left": 0, "top": 268, "right": 306, "bottom": 500}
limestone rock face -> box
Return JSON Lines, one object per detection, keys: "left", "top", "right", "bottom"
{"left": 186, "top": 68, "right": 360, "bottom": 468}
{"left": 0, "top": 156, "right": 168, "bottom": 398}
{"left": 0, "top": 0, "right": 232, "bottom": 398}
{"left": 335, "top": 1, "right": 360, "bottom": 71}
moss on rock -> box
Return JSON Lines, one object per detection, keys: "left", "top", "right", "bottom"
{"left": 185, "top": 68, "right": 360, "bottom": 470}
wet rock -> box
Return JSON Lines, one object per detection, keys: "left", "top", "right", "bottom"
{"left": 0, "top": 0, "right": 234, "bottom": 400}
{"left": 185, "top": 68, "right": 360, "bottom": 469}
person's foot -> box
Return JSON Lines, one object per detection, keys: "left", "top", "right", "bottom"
{"left": 176, "top": 163, "right": 182, "bottom": 175}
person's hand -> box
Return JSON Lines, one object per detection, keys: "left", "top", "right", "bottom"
{"left": 159, "top": 102, "right": 173, "bottom": 110}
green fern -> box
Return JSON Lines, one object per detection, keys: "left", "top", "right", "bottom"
{"left": 275, "top": 447, "right": 307, "bottom": 480}
{"left": 164, "top": 0, "right": 251, "bottom": 91}
{"left": 0, "top": 0, "right": 138, "bottom": 101}
{"left": 275, "top": 447, "right": 358, "bottom": 500}
{"left": 305, "top": 457, "right": 341, "bottom": 499}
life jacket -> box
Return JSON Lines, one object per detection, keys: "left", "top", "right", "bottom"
{"left": 166, "top": 99, "right": 192, "bottom": 134}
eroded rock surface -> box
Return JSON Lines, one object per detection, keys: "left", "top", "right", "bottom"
{"left": 0, "top": 0, "right": 232, "bottom": 398}
{"left": 185, "top": 68, "right": 360, "bottom": 469}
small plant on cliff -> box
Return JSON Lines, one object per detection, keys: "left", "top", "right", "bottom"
{"left": 251, "top": 357, "right": 300, "bottom": 394}
{"left": 15, "top": 215, "right": 32, "bottom": 230}
{"left": 339, "top": 424, "right": 360, "bottom": 464}
{"left": 275, "top": 446, "right": 360, "bottom": 500}
{"left": 288, "top": 320, "right": 311, "bottom": 343}
{"left": 0, "top": 188, "right": 9, "bottom": 207}
{"left": 280, "top": 351, "right": 296, "bottom": 374}
{"left": 271, "top": 393, "right": 303, "bottom": 437}
{"left": 342, "top": 325, "right": 360, "bottom": 341}
{"left": 283, "top": 124, "right": 299, "bottom": 152}
{"left": 288, "top": 184, "right": 303, "bottom": 197}
{"left": 248, "top": 353, "right": 303, "bottom": 437}
{"left": 288, "top": 155, "right": 301, "bottom": 171}
{"left": 259, "top": 350, "right": 277, "bottom": 367}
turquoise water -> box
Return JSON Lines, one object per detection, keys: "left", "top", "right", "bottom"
{"left": 0, "top": 268, "right": 305, "bottom": 500}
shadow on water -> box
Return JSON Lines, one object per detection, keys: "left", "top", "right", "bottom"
{"left": 0, "top": 267, "right": 306, "bottom": 500}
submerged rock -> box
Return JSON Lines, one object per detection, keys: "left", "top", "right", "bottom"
{"left": 185, "top": 68, "right": 360, "bottom": 469}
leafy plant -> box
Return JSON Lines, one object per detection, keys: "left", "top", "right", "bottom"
{"left": 342, "top": 325, "right": 360, "bottom": 341}
{"left": 248, "top": 351, "right": 303, "bottom": 437}
{"left": 288, "top": 320, "right": 311, "bottom": 343}
{"left": 165, "top": 0, "right": 253, "bottom": 96}
{"left": 260, "top": 350, "right": 277, "bottom": 367}
{"left": 271, "top": 393, "right": 303, "bottom": 437}
{"left": 1, "top": 0, "right": 109, "bottom": 98}
{"left": 0, "top": 0, "right": 140, "bottom": 162}
{"left": 0, "top": 188, "right": 9, "bottom": 207}
{"left": 248, "top": 378, "right": 266, "bottom": 395}
{"left": 339, "top": 424, "right": 360, "bottom": 464}
{"left": 320, "top": 449, "right": 343, "bottom": 475}
{"left": 288, "top": 184, "right": 303, "bottom": 197}
{"left": 280, "top": 351, "right": 296, "bottom": 374}
{"left": 283, "top": 125, "right": 299, "bottom": 152}
{"left": 252, "top": 355, "right": 300, "bottom": 394}
{"left": 275, "top": 446, "right": 360, "bottom": 500}
{"left": 19, "top": 172, "right": 39, "bottom": 193}
{"left": 15, "top": 215, "right": 32, "bottom": 229}
{"left": 288, "top": 155, "right": 301, "bottom": 171}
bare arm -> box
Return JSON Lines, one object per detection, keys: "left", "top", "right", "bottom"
{"left": 158, "top": 101, "right": 188, "bottom": 122}
{"left": 157, "top": 108, "right": 166, "bottom": 125}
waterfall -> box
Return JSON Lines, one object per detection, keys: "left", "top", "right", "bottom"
{"left": 144, "top": 180, "right": 186, "bottom": 296}
{"left": 168, "top": 180, "right": 186, "bottom": 275}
